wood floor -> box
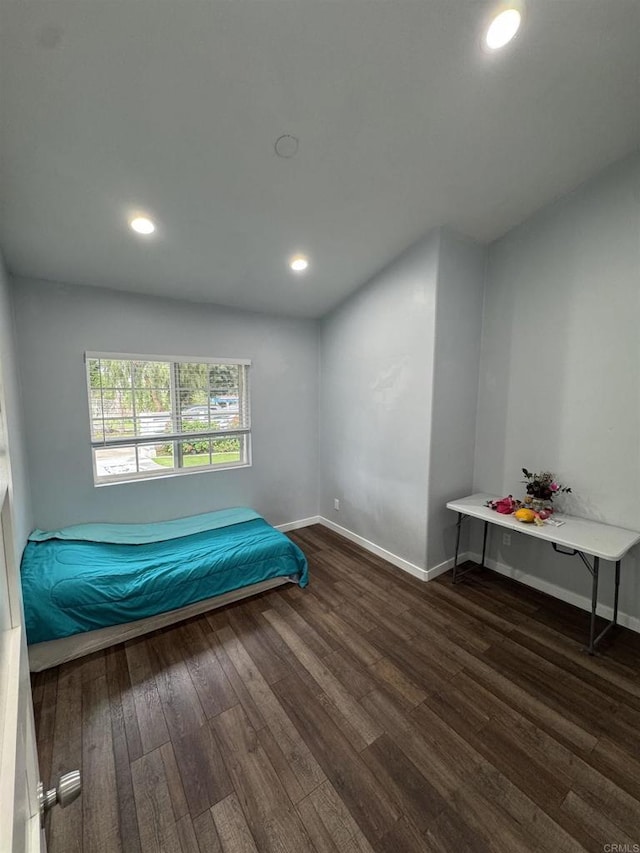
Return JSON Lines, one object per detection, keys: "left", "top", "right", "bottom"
{"left": 32, "top": 524, "right": 640, "bottom": 853}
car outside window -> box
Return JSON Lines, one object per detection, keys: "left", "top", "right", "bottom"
{"left": 86, "top": 352, "right": 251, "bottom": 484}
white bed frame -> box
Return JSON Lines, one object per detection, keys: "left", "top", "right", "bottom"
{"left": 28, "top": 576, "right": 290, "bottom": 672}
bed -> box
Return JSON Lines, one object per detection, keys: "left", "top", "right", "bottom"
{"left": 21, "top": 507, "right": 308, "bottom": 671}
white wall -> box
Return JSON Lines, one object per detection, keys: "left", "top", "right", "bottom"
{"left": 11, "top": 151, "right": 637, "bottom": 627}
{"left": 319, "top": 231, "right": 440, "bottom": 568}
{"left": 0, "top": 257, "right": 33, "bottom": 555}
{"left": 12, "top": 278, "right": 319, "bottom": 530}
{"left": 427, "top": 229, "right": 485, "bottom": 569}
{"left": 474, "top": 152, "right": 640, "bottom": 622}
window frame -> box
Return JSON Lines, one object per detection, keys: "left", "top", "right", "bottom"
{"left": 85, "top": 351, "right": 252, "bottom": 485}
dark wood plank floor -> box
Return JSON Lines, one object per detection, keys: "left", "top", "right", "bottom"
{"left": 32, "top": 524, "right": 640, "bottom": 853}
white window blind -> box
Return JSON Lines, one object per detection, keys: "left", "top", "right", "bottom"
{"left": 86, "top": 353, "right": 251, "bottom": 483}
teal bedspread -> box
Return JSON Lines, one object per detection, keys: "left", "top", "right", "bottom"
{"left": 21, "top": 509, "right": 308, "bottom": 644}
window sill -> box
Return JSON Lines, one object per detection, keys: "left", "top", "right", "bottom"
{"left": 94, "top": 460, "right": 252, "bottom": 487}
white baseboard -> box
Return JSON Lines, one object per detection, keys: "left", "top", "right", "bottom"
{"left": 275, "top": 515, "right": 321, "bottom": 533}
{"left": 277, "top": 514, "right": 640, "bottom": 635}
{"left": 469, "top": 551, "right": 640, "bottom": 635}
{"left": 425, "top": 552, "right": 472, "bottom": 581}
{"left": 287, "top": 514, "right": 471, "bottom": 585}
{"left": 318, "top": 517, "right": 429, "bottom": 582}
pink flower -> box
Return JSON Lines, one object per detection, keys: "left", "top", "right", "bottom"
{"left": 550, "top": 482, "right": 559, "bottom": 492}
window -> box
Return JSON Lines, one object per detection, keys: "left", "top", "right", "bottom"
{"left": 86, "top": 352, "right": 251, "bottom": 484}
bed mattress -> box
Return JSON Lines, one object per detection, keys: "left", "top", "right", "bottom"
{"left": 21, "top": 508, "right": 308, "bottom": 644}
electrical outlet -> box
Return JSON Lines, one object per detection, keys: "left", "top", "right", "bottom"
{"left": 334, "top": 498, "right": 340, "bottom": 511}
{"left": 502, "top": 532, "right": 511, "bottom": 546}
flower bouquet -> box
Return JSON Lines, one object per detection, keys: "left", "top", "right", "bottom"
{"left": 485, "top": 468, "right": 572, "bottom": 526}
{"left": 521, "top": 468, "right": 571, "bottom": 506}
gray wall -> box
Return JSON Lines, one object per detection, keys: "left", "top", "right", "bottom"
{"left": 10, "top": 150, "right": 638, "bottom": 626}
{"left": 0, "top": 256, "right": 33, "bottom": 555}
{"left": 12, "top": 278, "right": 319, "bottom": 530}
{"left": 474, "top": 152, "right": 640, "bottom": 620}
{"left": 427, "top": 229, "right": 485, "bottom": 569}
{"left": 319, "top": 231, "right": 440, "bottom": 568}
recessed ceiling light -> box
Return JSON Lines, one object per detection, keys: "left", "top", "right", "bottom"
{"left": 129, "top": 216, "right": 156, "bottom": 235}
{"left": 485, "top": 8, "right": 521, "bottom": 50}
{"left": 289, "top": 255, "right": 309, "bottom": 272}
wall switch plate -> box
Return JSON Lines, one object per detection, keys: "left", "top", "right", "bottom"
{"left": 502, "top": 532, "right": 511, "bottom": 546}
{"left": 334, "top": 498, "right": 340, "bottom": 511}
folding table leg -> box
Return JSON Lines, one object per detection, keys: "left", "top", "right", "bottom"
{"left": 480, "top": 521, "right": 489, "bottom": 569}
{"left": 588, "top": 556, "right": 600, "bottom": 655}
{"left": 453, "top": 513, "right": 462, "bottom": 583}
{"left": 613, "top": 559, "right": 621, "bottom": 626}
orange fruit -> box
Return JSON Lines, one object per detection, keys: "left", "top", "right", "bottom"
{"left": 514, "top": 508, "right": 536, "bottom": 523}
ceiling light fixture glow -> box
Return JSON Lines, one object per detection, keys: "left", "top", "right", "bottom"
{"left": 485, "top": 8, "right": 521, "bottom": 50}
{"left": 289, "top": 255, "right": 309, "bottom": 272}
{"left": 129, "top": 216, "right": 156, "bottom": 235}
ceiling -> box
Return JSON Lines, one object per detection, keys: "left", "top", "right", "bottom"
{"left": 1, "top": 1, "right": 639, "bottom": 319}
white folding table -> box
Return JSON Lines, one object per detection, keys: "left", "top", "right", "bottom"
{"left": 446, "top": 493, "right": 640, "bottom": 654}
